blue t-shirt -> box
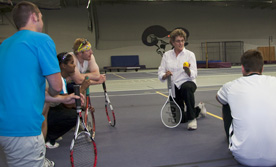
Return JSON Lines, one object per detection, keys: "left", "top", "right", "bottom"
{"left": 0, "top": 30, "right": 60, "bottom": 137}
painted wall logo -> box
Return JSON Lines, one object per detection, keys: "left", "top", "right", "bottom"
{"left": 142, "top": 25, "right": 189, "bottom": 56}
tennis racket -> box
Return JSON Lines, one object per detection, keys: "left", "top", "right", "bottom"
{"left": 84, "top": 77, "right": 96, "bottom": 139}
{"left": 160, "top": 75, "right": 182, "bottom": 128}
{"left": 102, "top": 82, "right": 116, "bottom": 127}
{"left": 70, "top": 85, "right": 97, "bottom": 167}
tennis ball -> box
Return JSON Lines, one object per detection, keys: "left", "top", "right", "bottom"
{"left": 183, "top": 62, "right": 189, "bottom": 67}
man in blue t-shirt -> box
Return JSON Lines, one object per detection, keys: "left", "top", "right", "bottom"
{"left": 0, "top": 1, "right": 72, "bottom": 167}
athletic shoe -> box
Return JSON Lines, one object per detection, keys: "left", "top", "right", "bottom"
{"left": 44, "top": 158, "right": 55, "bottom": 167}
{"left": 45, "top": 141, "right": 59, "bottom": 149}
{"left": 187, "top": 118, "right": 197, "bottom": 130}
{"left": 56, "top": 136, "right": 63, "bottom": 141}
{"left": 197, "top": 102, "right": 207, "bottom": 118}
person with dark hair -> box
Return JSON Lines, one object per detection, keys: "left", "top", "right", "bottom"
{"left": 216, "top": 49, "right": 276, "bottom": 166}
{"left": 43, "top": 52, "right": 93, "bottom": 149}
{"left": 0, "top": 1, "right": 67, "bottom": 166}
{"left": 158, "top": 29, "right": 207, "bottom": 130}
{"left": 66, "top": 38, "right": 106, "bottom": 93}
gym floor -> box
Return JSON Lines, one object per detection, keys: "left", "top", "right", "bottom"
{"left": 1, "top": 65, "right": 276, "bottom": 167}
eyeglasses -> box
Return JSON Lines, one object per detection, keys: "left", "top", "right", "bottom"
{"left": 174, "top": 40, "right": 185, "bottom": 43}
{"left": 77, "top": 39, "right": 88, "bottom": 52}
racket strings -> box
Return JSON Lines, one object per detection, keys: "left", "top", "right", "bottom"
{"left": 72, "top": 133, "right": 96, "bottom": 167}
{"left": 161, "top": 101, "right": 181, "bottom": 127}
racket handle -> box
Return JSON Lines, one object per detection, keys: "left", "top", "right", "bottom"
{"left": 85, "top": 76, "right": 89, "bottom": 96}
{"left": 167, "top": 75, "right": 172, "bottom": 89}
{"left": 73, "top": 85, "right": 82, "bottom": 110}
{"left": 102, "top": 82, "right": 106, "bottom": 90}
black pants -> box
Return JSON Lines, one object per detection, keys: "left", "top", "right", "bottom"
{"left": 222, "top": 104, "right": 233, "bottom": 140}
{"left": 46, "top": 104, "right": 77, "bottom": 144}
{"left": 174, "top": 81, "right": 200, "bottom": 122}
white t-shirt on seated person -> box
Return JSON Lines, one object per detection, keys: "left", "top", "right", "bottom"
{"left": 217, "top": 74, "right": 276, "bottom": 166}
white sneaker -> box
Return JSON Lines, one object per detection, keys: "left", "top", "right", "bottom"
{"left": 56, "top": 136, "right": 63, "bottom": 141}
{"left": 44, "top": 158, "right": 55, "bottom": 167}
{"left": 187, "top": 118, "right": 197, "bottom": 130}
{"left": 197, "top": 102, "right": 207, "bottom": 118}
{"left": 45, "top": 141, "right": 59, "bottom": 149}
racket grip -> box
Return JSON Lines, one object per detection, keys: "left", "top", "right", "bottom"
{"left": 102, "top": 82, "right": 106, "bottom": 90}
{"left": 167, "top": 75, "right": 172, "bottom": 89}
{"left": 85, "top": 76, "right": 89, "bottom": 96}
{"left": 73, "top": 85, "right": 82, "bottom": 110}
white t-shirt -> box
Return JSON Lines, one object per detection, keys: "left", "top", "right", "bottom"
{"left": 70, "top": 52, "right": 90, "bottom": 74}
{"left": 77, "top": 59, "right": 89, "bottom": 74}
{"left": 217, "top": 74, "right": 276, "bottom": 166}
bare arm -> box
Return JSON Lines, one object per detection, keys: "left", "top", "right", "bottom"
{"left": 46, "top": 73, "right": 62, "bottom": 96}
{"left": 68, "top": 54, "right": 105, "bottom": 84}
{"left": 45, "top": 91, "right": 84, "bottom": 105}
{"left": 79, "top": 76, "right": 105, "bottom": 94}
{"left": 80, "top": 77, "right": 94, "bottom": 95}
{"left": 86, "top": 54, "right": 101, "bottom": 80}
{"left": 42, "top": 102, "right": 50, "bottom": 139}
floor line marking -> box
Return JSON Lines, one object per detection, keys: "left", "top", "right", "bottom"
{"left": 155, "top": 91, "right": 223, "bottom": 120}
{"left": 112, "top": 73, "right": 126, "bottom": 79}
{"left": 156, "top": 91, "right": 167, "bottom": 97}
{"left": 207, "top": 112, "right": 222, "bottom": 120}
